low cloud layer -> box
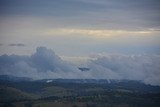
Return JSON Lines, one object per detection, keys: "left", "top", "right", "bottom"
{"left": 0, "top": 47, "right": 160, "bottom": 85}
{"left": 0, "top": 47, "right": 82, "bottom": 79}
{"left": 8, "top": 43, "right": 25, "bottom": 47}
{"left": 86, "top": 54, "right": 160, "bottom": 85}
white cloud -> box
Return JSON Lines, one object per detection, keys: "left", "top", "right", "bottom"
{"left": 0, "top": 47, "right": 160, "bottom": 85}
{"left": 85, "top": 54, "right": 160, "bottom": 85}
{"left": 0, "top": 47, "right": 82, "bottom": 79}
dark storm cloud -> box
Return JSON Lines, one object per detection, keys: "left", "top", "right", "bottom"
{"left": 8, "top": 43, "right": 25, "bottom": 47}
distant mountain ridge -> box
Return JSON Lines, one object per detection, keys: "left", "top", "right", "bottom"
{"left": 0, "top": 75, "right": 32, "bottom": 82}
{"left": 0, "top": 74, "right": 155, "bottom": 85}
{"left": 1, "top": 75, "right": 160, "bottom": 93}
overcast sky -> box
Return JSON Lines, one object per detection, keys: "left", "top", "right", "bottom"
{"left": 0, "top": 0, "right": 160, "bottom": 56}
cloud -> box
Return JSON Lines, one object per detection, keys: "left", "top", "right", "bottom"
{"left": 45, "top": 28, "right": 155, "bottom": 38}
{"left": 0, "top": 47, "right": 83, "bottom": 79}
{"left": 8, "top": 43, "right": 25, "bottom": 47}
{"left": 0, "top": 43, "right": 3, "bottom": 46}
{"left": 85, "top": 54, "right": 160, "bottom": 85}
{"left": 0, "top": 47, "right": 160, "bottom": 86}
{"left": 0, "top": 0, "right": 160, "bottom": 30}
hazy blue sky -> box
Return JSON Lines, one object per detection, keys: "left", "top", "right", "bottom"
{"left": 0, "top": 0, "right": 160, "bottom": 56}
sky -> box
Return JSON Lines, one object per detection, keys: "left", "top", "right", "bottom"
{"left": 0, "top": 0, "right": 160, "bottom": 56}
{"left": 0, "top": 0, "right": 160, "bottom": 85}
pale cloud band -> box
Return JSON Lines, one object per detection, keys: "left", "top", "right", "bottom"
{"left": 45, "top": 28, "right": 158, "bottom": 38}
